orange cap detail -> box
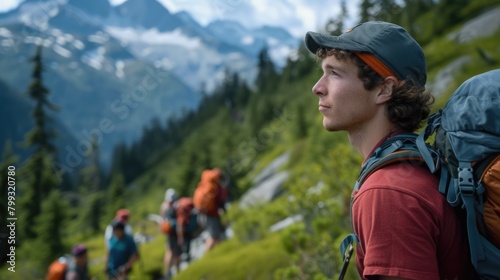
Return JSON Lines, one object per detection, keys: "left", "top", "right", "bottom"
{"left": 355, "top": 52, "right": 398, "bottom": 80}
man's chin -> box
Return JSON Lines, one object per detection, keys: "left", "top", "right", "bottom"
{"left": 324, "top": 126, "right": 338, "bottom": 132}
{"left": 322, "top": 120, "right": 338, "bottom": 132}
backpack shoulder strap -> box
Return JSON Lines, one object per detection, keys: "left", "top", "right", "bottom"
{"left": 355, "top": 132, "right": 423, "bottom": 191}
{"left": 357, "top": 150, "right": 425, "bottom": 187}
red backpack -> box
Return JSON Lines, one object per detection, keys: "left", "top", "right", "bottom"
{"left": 46, "top": 256, "right": 68, "bottom": 280}
{"left": 193, "top": 169, "right": 222, "bottom": 216}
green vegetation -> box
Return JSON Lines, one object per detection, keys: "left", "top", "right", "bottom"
{"left": 2, "top": 1, "right": 500, "bottom": 279}
{"left": 176, "top": 233, "right": 290, "bottom": 280}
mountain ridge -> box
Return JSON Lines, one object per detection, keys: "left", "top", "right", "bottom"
{"left": 0, "top": 0, "right": 299, "bottom": 166}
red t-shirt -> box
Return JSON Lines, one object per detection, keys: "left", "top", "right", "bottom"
{"left": 352, "top": 160, "right": 475, "bottom": 279}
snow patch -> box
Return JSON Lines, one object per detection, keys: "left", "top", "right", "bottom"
{"left": 154, "top": 58, "right": 174, "bottom": 70}
{"left": 51, "top": 28, "right": 62, "bottom": 37}
{"left": 19, "top": 1, "right": 63, "bottom": 30}
{"left": 0, "top": 28, "right": 13, "bottom": 38}
{"left": 82, "top": 48, "right": 105, "bottom": 70}
{"left": 241, "top": 35, "right": 254, "bottom": 45}
{"left": 24, "top": 36, "right": 43, "bottom": 45}
{"left": 88, "top": 31, "right": 109, "bottom": 44}
{"left": 56, "top": 35, "right": 67, "bottom": 46}
{"left": 1, "top": 39, "right": 14, "bottom": 49}
{"left": 266, "top": 37, "right": 279, "bottom": 46}
{"left": 42, "top": 38, "right": 52, "bottom": 48}
{"left": 53, "top": 44, "right": 71, "bottom": 58}
{"left": 115, "top": 60, "right": 125, "bottom": 79}
{"left": 73, "top": 40, "right": 85, "bottom": 50}
{"left": 105, "top": 26, "right": 202, "bottom": 49}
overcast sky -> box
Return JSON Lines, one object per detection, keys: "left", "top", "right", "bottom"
{"left": 0, "top": 0, "right": 360, "bottom": 38}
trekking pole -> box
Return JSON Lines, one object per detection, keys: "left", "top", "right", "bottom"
{"left": 338, "top": 243, "right": 354, "bottom": 280}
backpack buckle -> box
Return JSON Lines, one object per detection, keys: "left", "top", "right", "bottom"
{"left": 458, "top": 167, "right": 474, "bottom": 196}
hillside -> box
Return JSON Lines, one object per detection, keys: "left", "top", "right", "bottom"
{"left": 2, "top": 1, "right": 500, "bottom": 279}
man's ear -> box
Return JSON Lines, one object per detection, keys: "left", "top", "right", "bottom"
{"left": 375, "top": 76, "right": 398, "bottom": 105}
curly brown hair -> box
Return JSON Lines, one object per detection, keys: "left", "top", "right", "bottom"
{"left": 316, "top": 48, "right": 434, "bottom": 132}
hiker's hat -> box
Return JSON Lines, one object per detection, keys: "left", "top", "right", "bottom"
{"left": 115, "top": 209, "right": 130, "bottom": 222}
{"left": 164, "top": 188, "right": 177, "bottom": 203}
{"left": 304, "top": 21, "right": 427, "bottom": 86}
{"left": 112, "top": 220, "right": 125, "bottom": 230}
{"left": 71, "top": 244, "right": 87, "bottom": 257}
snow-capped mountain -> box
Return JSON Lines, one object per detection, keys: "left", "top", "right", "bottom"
{"left": 0, "top": 0, "right": 299, "bottom": 165}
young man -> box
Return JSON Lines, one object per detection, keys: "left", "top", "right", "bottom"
{"left": 65, "top": 244, "right": 90, "bottom": 280}
{"left": 105, "top": 221, "right": 139, "bottom": 279}
{"left": 104, "top": 209, "right": 133, "bottom": 248}
{"left": 305, "top": 21, "right": 475, "bottom": 279}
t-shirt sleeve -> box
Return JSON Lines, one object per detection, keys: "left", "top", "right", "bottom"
{"left": 352, "top": 187, "right": 440, "bottom": 280}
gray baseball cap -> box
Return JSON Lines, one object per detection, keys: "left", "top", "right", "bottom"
{"left": 305, "top": 21, "right": 427, "bottom": 86}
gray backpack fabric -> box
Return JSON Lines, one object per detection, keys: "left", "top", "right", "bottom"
{"left": 416, "top": 69, "right": 500, "bottom": 279}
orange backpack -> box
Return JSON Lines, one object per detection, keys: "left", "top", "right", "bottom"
{"left": 193, "top": 169, "right": 221, "bottom": 215}
{"left": 46, "top": 256, "right": 68, "bottom": 280}
{"left": 160, "top": 220, "right": 172, "bottom": 234}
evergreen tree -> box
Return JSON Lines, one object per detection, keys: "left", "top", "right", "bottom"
{"left": 359, "top": 0, "right": 374, "bottom": 22}
{"left": 74, "top": 137, "right": 104, "bottom": 235}
{"left": 31, "top": 190, "right": 69, "bottom": 269}
{"left": 106, "top": 172, "right": 126, "bottom": 220}
{"left": 19, "top": 154, "right": 60, "bottom": 240}
{"left": 376, "top": 0, "right": 400, "bottom": 22}
{"left": 434, "top": 0, "right": 471, "bottom": 35}
{"left": 325, "top": 0, "right": 348, "bottom": 35}
{"left": 255, "top": 47, "right": 279, "bottom": 92}
{"left": 20, "top": 45, "right": 60, "bottom": 240}
{"left": 178, "top": 148, "right": 200, "bottom": 196}
{"left": 292, "top": 104, "right": 308, "bottom": 140}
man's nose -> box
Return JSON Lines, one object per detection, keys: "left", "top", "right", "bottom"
{"left": 312, "top": 77, "right": 325, "bottom": 96}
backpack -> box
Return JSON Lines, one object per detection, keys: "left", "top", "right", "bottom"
{"left": 339, "top": 69, "right": 500, "bottom": 280}
{"left": 161, "top": 198, "right": 202, "bottom": 236}
{"left": 161, "top": 205, "right": 177, "bottom": 235}
{"left": 176, "top": 197, "right": 201, "bottom": 234}
{"left": 46, "top": 256, "right": 68, "bottom": 280}
{"left": 193, "top": 169, "right": 222, "bottom": 215}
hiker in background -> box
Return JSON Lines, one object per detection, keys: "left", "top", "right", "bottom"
{"left": 104, "top": 209, "right": 133, "bottom": 248}
{"left": 160, "top": 188, "right": 201, "bottom": 279}
{"left": 65, "top": 244, "right": 90, "bottom": 280}
{"left": 305, "top": 21, "right": 475, "bottom": 279}
{"left": 193, "top": 168, "right": 228, "bottom": 251}
{"left": 160, "top": 188, "right": 181, "bottom": 280}
{"left": 105, "top": 221, "right": 139, "bottom": 280}
{"left": 46, "top": 244, "right": 93, "bottom": 280}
